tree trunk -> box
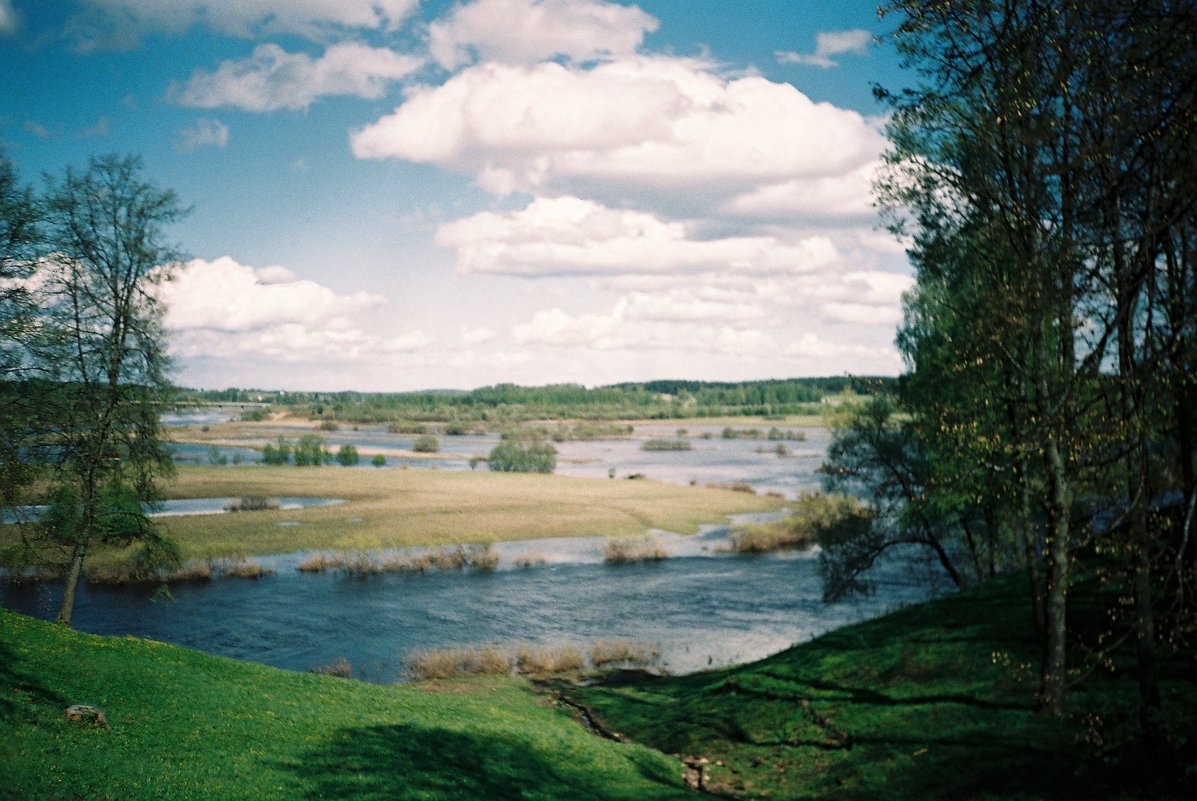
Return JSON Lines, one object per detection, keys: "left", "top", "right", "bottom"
{"left": 1133, "top": 544, "right": 1162, "bottom": 750}
{"left": 56, "top": 544, "right": 85, "bottom": 626}
{"left": 1018, "top": 510, "right": 1047, "bottom": 636}
{"left": 1040, "top": 433, "right": 1071, "bottom": 715}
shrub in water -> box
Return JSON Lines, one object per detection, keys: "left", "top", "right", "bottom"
{"left": 335, "top": 444, "right": 360, "bottom": 466}
{"left": 292, "top": 434, "right": 327, "bottom": 466}
{"left": 370, "top": 453, "right": 387, "bottom": 467}
{"left": 412, "top": 434, "right": 439, "bottom": 453}
{"left": 487, "top": 440, "right": 557, "bottom": 473}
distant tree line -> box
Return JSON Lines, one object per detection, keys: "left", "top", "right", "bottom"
{"left": 177, "top": 376, "right": 894, "bottom": 424}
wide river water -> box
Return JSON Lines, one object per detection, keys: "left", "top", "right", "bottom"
{"left": 3, "top": 421, "right": 941, "bottom": 683}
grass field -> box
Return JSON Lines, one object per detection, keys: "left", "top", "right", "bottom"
{"left": 0, "top": 610, "right": 693, "bottom": 801}
{"left": 0, "top": 465, "right": 782, "bottom": 572}
{"left": 554, "top": 574, "right": 1197, "bottom": 800}
{"left": 144, "top": 465, "right": 783, "bottom": 566}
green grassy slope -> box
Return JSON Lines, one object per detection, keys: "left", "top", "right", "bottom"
{"left": 558, "top": 575, "right": 1197, "bottom": 800}
{"left": 0, "top": 610, "right": 693, "bottom": 801}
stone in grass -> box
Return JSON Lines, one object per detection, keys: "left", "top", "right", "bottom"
{"left": 65, "top": 704, "right": 111, "bottom": 730}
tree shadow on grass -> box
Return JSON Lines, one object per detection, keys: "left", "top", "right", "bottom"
{"left": 0, "top": 637, "right": 68, "bottom": 722}
{"left": 280, "top": 720, "right": 693, "bottom": 801}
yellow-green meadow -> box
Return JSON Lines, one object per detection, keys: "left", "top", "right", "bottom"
{"left": 149, "top": 465, "right": 782, "bottom": 565}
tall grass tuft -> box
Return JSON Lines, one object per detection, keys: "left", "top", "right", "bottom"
{"left": 602, "top": 536, "right": 668, "bottom": 564}
{"left": 297, "top": 553, "right": 343, "bottom": 573}
{"left": 407, "top": 646, "right": 513, "bottom": 680}
{"left": 516, "top": 645, "right": 586, "bottom": 675}
{"left": 589, "top": 640, "right": 661, "bottom": 669}
{"left": 211, "top": 556, "right": 272, "bottom": 579}
{"left": 407, "top": 640, "right": 661, "bottom": 681}
{"left": 296, "top": 545, "right": 500, "bottom": 576}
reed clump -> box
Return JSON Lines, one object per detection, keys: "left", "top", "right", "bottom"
{"left": 516, "top": 645, "right": 585, "bottom": 675}
{"left": 602, "top": 536, "right": 668, "bottom": 564}
{"left": 89, "top": 561, "right": 211, "bottom": 585}
{"left": 513, "top": 551, "right": 548, "bottom": 568}
{"left": 211, "top": 556, "right": 272, "bottom": 579}
{"left": 407, "top": 639, "right": 662, "bottom": 681}
{"left": 297, "top": 545, "right": 500, "bottom": 576}
{"left": 297, "top": 553, "right": 343, "bottom": 573}
{"left": 589, "top": 640, "right": 661, "bottom": 669}
{"left": 408, "top": 646, "right": 513, "bottom": 681}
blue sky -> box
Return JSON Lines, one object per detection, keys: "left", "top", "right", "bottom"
{"left": 1, "top": 0, "right": 912, "bottom": 392}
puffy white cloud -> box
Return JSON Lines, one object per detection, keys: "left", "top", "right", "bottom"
{"left": 158, "top": 257, "right": 444, "bottom": 367}
{"left": 352, "top": 58, "right": 886, "bottom": 204}
{"left": 174, "top": 118, "right": 228, "bottom": 152}
{"left": 160, "top": 257, "right": 385, "bottom": 332}
{"left": 172, "top": 43, "right": 423, "bottom": 112}
{"left": 427, "top": 0, "right": 658, "bottom": 69}
{"left": 777, "top": 29, "right": 872, "bottom": 69}
{"left": 724, "top": 161, "right": 879, "bottom": 221}
{"left": 71, "top": 0, "right": 417, "bottom": 46}
{"left": 435, "top": 196, "right": 841, "bottom": 276}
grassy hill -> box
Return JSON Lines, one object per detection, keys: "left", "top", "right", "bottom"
{"left": 555, "top": 574, "right": 1197, "bottom": 800}
{"left": 0, "top": 610, "right": 692, "bottom": 801}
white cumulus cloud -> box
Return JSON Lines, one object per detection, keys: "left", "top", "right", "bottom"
{"left": 352, "top": 57, "right": 886, "bottom": 206}
{"left": 777, "top": 29, "right": 872, "bottom": 69}
{"left": 158, "top": 257, "right": 443, "bottom": 367}
{"left": 435, "top": 196, "right": 841, "bottom": 276}
{"left": 428, "top": 0, "right": 658, "bottom": 69}
{"left": 161, "top": 256, "right": 385, "bottom": 332}
{"left": 172, "top": 42, "right": 424, "bottom": 112}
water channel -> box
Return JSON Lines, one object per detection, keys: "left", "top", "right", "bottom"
{"left": 3, "top": 422, "right": 941, "bottom": 684}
